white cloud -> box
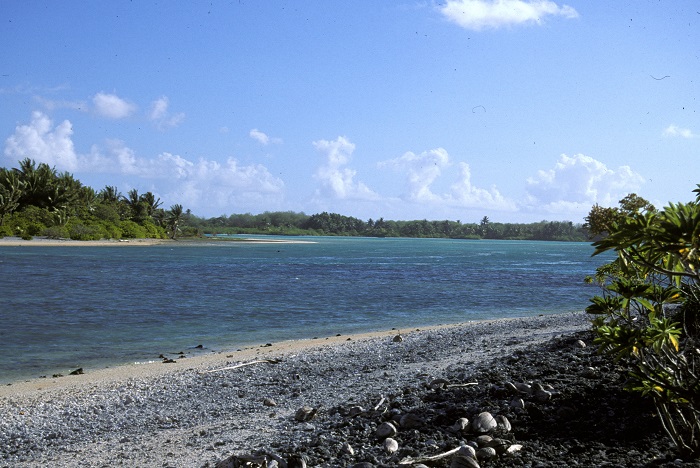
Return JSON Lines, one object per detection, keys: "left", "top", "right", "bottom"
{"left": 380, "top": 148, "right": 450, "bottom": 202}
{"left": 4, "top": 111, "right": 79, "bottom": 171}
{"left": 148, "top": 96, "right": 185, "bottom": 130}
{"left": 92, "top": 92, "right": 136, "bottom": 119}
{"left": 663, "top": 124, "right": 696, "bottom": 139}
{"left": 3, "top": 112, "right": 285, "bottom": 215}
{"left": 380, "top": 148, "right": 515, "bottom": 211}
{"left": 439, "top": 0, "right": 578, "bottom": 30}
{"left": 313, "top": 136, "right": 379, "bottom": 200}
{"left": 34, "top": 96, "right": 87, "bottom": 112}
{"left": 525, "top": 154, "right": 645, "bottom": 214}
{"left": 250, "top": 128, "right": 270, "bottom": 145}
{"left": 250, "top": 128, "right": 282, "bottom": 145}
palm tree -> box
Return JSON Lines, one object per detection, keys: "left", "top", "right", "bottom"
{"left": 0, "top": 168, "right": 24, "bottom": 226}
{"left": 167, "top": 204, "right": 183, "bottom": 239}
{"left": 140, "top": 191, "right": 162, "bottom": 217}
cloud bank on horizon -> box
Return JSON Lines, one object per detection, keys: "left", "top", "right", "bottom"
{"left": 1, "top": 1, "right": 698, "bottom": 223}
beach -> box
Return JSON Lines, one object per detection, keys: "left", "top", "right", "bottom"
{"left": 0, "top": 312, "right": 596, "bottom": 467}
{"left": 0, "top": 236, "right": 315, "bottom": 247}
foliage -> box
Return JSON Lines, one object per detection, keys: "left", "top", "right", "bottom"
{"left": 586, "top": 190, "right": 700, "bottom": 459}
{"left": 0, "top": 159, "right": 185, "bottom": 241}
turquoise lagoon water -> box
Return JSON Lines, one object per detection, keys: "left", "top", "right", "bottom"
{"left": 0, "top": 236, "right": 609, "bottom": 383}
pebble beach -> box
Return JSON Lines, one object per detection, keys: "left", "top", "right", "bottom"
{"left": 0, "top": 312, "right": 593, "bottom": 467}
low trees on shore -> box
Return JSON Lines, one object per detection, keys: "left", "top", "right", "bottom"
{"left": 0, "top": 159, "right": 190, "bottom": 240}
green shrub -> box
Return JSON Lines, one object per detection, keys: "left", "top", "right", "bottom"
{"left": 69, "top": 223, "right": 103, "bottom": 241}
{"left": 119, "top": 220, "right": 147, "bottom": 239}
{"left": 43, "top": 226, "right": 69, "bottom": 239}
{"left": 586, "top": 190, "right": 700, "bottom": 459}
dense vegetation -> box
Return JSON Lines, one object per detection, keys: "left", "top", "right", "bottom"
{"left": 189, "top": 212, "right": 588, "bottom": 241}
{"left": 585, "top": 192, "right": 700, "bottom": 459}
{"left": 0, "top": 159, "right": 189, "bottom": 240}
{"left": 1, "top": 158, "right": 588, "bottom": 241}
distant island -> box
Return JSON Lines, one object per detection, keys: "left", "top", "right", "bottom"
{"left": 1, "top": 158, "right": 589, "bottom": 242}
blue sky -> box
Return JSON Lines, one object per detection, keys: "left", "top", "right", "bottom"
{"left": 1, "top": 1, "right": 698, "bottom": 223}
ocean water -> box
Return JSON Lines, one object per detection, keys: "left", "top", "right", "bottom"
{"left": 0, "top": 236, "right": 608, "bottom": 383}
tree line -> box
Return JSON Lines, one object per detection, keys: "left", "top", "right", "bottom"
{"left": 0, "top": 159, "right": 188, "bottom": 240}
{"left": 1, "top": 158, "right": 588, "bottom": 242}
{"left": 190, "top": 211, "right": 588, "bottom": 241}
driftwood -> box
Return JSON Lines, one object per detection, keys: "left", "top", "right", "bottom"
{"left": 398, "top": 446, "right": 462, "bottom": 465}
{"left": 373, "top": 395, "right": 386, "bottom": 411}
{"left": 199, "top": 358, "right": 282, "bottom": 374}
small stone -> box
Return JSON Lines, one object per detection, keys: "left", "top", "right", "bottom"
{"left": 484, "top": 438, "right": 509, "bottom": 454}
{"left": 510, "top": 397, "right": 525, "bottom": 410}
{"left": 451, "top": 455, "right": 480, "bottom": 468}
{"left": 263, "top": 398, "right": 277, "bottom": 407}
{"left": 476, "top": 447, "right": 497, "bottom": 461}
{"left": 514, "top": 382, "right": 532, "bottom": 394}
{"left": 429, "top": 378, "right": 450, "bottom": 389}
{"left": 294, "top": 406, "right": 317, "bottom": 422}
{"left": 457, "top": 445, "right": 477, "bottom": 458}
{"left": 288, "top": 454, "right": 308, "bottom": 468}
{"left": 451, "top": 417, "right": 470, "bottom": 432}
{"left": 495, "top": 414, "right": 511, "bottom": 432}
{"left": 576, "top": 339, "right": 586, "bottom": 348}
{"left": 348, "top": 406, "right": 364, "bottom": 417}
{"left": 392, "top": 334, "right": 404, "bottom": 342}
{"left": 383, "top": 437, "right": 399, "bottom": 454}
{"left": 506, "top": 444, "right": 523, "bottom": 454}
{"left": 471, "top": 412, "right": 497, "bottom": 433}
{"left": 340, "top": 442, "right": 354, "bottom": 456}
{"left": 376, "top": 421, "right": 398, "bottom": 439}
{"left": 351, "top": 463, "right": 375, "bottom": 468}
{"left": 475, "top": 435, "right": 493, "bottom": 447}
{"left": 534, "top": 388, "right": 552, "bottom": 402}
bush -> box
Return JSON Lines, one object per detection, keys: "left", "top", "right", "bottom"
{"left": 119, "top": 220, "right": 147, "bottom": 239}
{"left": 42, "top": 226, "right": 69, "bottom": 239}
{"left": 586, "top": 190, "right": 700, "bottom": 459}
{"left": 69, "top": 223, "right": 104, "bottom": 241}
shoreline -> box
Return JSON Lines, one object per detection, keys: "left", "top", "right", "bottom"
{"left": 0, "top": 235, "right": 315, "bottom": 247}
{"left": 0, "top": 312, "right": 593, "bottom": 466}
{"left": 0, "top": 317, "right": 520, "bottom": 397}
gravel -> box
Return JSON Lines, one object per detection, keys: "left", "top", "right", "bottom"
{"left": 1, "top": 312, "right": 697, "bottom": 467}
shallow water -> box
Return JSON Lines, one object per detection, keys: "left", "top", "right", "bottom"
{"left": 0, "top": 236, "right": 608, "bottom": 383}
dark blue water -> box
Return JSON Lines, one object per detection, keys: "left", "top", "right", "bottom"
{"left": 0, "top": 237, "right": 607, "bottom": 383}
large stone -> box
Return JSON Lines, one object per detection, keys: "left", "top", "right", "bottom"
{"left": 376, "top": 421, "right": 398, "bottom": 439}
{"left": 471, "top": 412, "right": 497, "bottom": 433}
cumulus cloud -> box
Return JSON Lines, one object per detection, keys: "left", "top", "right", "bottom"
{"left": 439, "top": 0, "right": 578, "bottom": 30}
{"left": 92, "top": 92, "right": 136, "bottom": 119}
{"left": 663, "top": 124, "right": 696, "bottom": 139}
{"left": 3, "top": 112, "right": 285, "bottom": 215}
{"left": 313, "top": 136, "right": 379, "bottom": 200}
{"left": 4, "top": 111, "right": 79, "bottom": 171}
{"left": 525, "top": 154, "right": 645, "bottom": 214}
{"left": 249, "top": 128, "right": 282, "bottom": 145}
{"left": 380, "top": 148, "right": 515, "bottom": 210}
{"left": 148, "top": 96, "right": 185, "bottom": 130}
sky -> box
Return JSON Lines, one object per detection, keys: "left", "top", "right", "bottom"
{"left": 1, "top": 1, "right": 698, "bottom": 223}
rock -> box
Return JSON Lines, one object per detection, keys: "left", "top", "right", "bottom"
{"left": 451, "top": 417, "right": 470, "bottom": 432}
{"left": 400, "top": 412, "right": 424, "bottom": 429}
{"left": 376, "top": 421, "right": 398, "bottom": 439}
{"left": 383, "top": 437, "right": 399, "bottom": 454}
{"left": 534, "top": 388, "right": 552, "bottom": 402}
{"left": 495, "top": 414, "right": 511, "bottom": 432}
{"left": 294, "top": 406, "right": 317, "bottom": 422}
{"left": 576, "top": 339, "right": 587, "bottom": 348}
{"left": 476, "top": 446, "right": 497, "bottom": 461}
{"left": 506, "top": 444, "right": 523, "bottom": 454}
{"left": 484, "top": 438, "right": 509, "bottom": 454}
{"left": 348, "top": 405, "right": 364, "bottom": 417}
{"left": 392, "top": 334, "right": 404, "bottom": 342}
{"left": 514, "top": 382, "right": 532, "bottom": 394}
{"left": 510, "top": 397, "right": 525, "bottom": 410}
{"left": 451, "top": 455, "right": 480, "bottom": 468}
{"left": 457, "top": 445, "right": 477, "bottom": 458}
{"left": 475, "top": 435, "right": 493, "bottom": 447}
{"left": 351, "top": 463, "right": 375, "bottom": 468}
{"left": 429, "top": 378, "right": 450, "bottom": 389}
{"left": 340, "top": 441, "right": 354, "bottom": 456}
{"left": 288, "top": 454, "right": 308, "bottom": 468}
{"left": 263, "top": 398, "right": 276, "bottom": 407}
{"left": 69, "top": 368, "right": 84, "bottom": 375}
{"left": 471, "top": 412, "right": 497, "bottom": 433}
